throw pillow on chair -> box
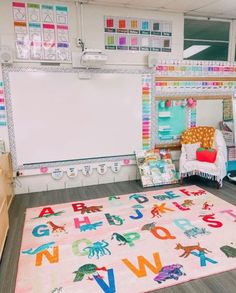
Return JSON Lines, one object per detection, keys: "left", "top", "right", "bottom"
{"left": 196, "top": 148, "right": 217, "bottom": 163}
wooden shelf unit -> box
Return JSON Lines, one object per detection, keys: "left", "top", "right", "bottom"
{"left": 0, "top": 153, "right": 14, "bottom": 260}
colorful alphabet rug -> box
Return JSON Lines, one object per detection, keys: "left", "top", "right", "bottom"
{"left": 15, "top": 185, "right": 236, "bottom": 293}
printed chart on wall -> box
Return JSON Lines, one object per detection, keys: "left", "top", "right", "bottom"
{"left": 12, "top": 2, "right": 70, "bottom": 61}
{"left": 104, "top": 16, "right": 172, "bottom": 52}
{"left": 0, "top": 81, "right": 7, "bottom": 127}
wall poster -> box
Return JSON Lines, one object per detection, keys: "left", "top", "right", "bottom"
{"left": 12, "top": 2, "right": 71, "bottom": 61}
{"left": 104, "top": 16, "right": 172, "bottom": 52}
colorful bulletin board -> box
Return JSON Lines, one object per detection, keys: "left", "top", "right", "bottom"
{"left": 156, "top": 99, "right": 196, "bottom": 145}
{"left": 0, "top": 81, "right": 7, "bottom": 127}
{"left": 136, "top": 148, "right": 178, "bottom": 187}
{"left": 104, "top": 16, "right": 172, "bottom": 52}
{"left": 154, "top": 61, "right": 236, "bottom": 146}
{"left": 12, "top": 2, "right": 70, "bottom": 61}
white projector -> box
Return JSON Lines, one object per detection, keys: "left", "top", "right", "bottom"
{"left": 80, "top": 49, "right": 107, "bottom": 68}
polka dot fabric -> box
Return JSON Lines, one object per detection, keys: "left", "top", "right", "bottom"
{"left": 181, "top": 126, "right": 215, "bottom": 148}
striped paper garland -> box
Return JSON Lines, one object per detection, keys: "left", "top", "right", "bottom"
{"left": 142, "top": 75, "right": 152, "bottom": 150}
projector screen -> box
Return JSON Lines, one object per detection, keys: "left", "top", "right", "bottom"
{"left": 7, "top": 69, "right": 143, "bottom": 167}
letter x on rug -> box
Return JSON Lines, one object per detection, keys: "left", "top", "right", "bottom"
{"left": 15, "top": 185, "right": 236, "bottom": 293}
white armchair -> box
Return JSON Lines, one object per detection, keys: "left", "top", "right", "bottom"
{"left": 179, "top": 129, "right": 227, "bottom": 187}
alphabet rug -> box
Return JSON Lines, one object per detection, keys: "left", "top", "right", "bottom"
{"left": 15, "top": 185, "right": 236, "bottom": 293}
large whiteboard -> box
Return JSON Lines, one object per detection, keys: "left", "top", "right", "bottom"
{"left": 7, "top": 69, "right": 143, "bottom": 166}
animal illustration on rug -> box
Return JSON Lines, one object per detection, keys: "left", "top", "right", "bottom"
{"left": 51, "top": 287, "right": 63, "bottom": 293}
{"left": 73, "top": 264, "right": 107, "bottom": 282}
{"left": 191, "top": 190, "right": 206, "bottom": 196}
{"left": 22, "top": 241, "right": 56, "bottom": 255}
{"left": 151, "top": 205, "right": 162, "bottom": 218}
{"left": 202, "top": 202, "right": 214, "bottom": 210}
{"left": 80, "top": 221, "right": 103, "bottom": 232}
{"left": 108, "top": 196, "right": 120, "bottom": 200}
{"left": 80, "top": 205, "right": 103, "bottom": 214}
{"left": 83, "top": 240, "right": 111, "bottom": 259}
{"left": 199, "top": 213, "right": 215, "bottom": 219}
{"left": 153, "top": 194, "right": 167, "bottom": 201}
{"left": 175, "top": 243, "right": 211, "bottom": 258}
{"left": 141, "top": 222, "right": 156, "bottom": 231}
{"left": 220, "top": 245, "right": 236, "bottom": 257}
{"left": 154, "top": 264, "right": 185, "bottom": 283}
{"left": 184, "top": 227, "right": 210, "bottom": 238}
{"left": 111, "top": 232, "right": 129, "bottom": 245}
{"left": 181, "top": 200, "right": 194, "bottom": 208}
{"left": 47, "top": 221, "right": 66, "bottom": 233}
{"left": 32, "top": 211, "right": 64, "bottom": 219}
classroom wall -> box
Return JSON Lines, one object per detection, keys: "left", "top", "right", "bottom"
{"left": 0, "top": 0, "right": 224, "bottom": 194}
{"left": 197, "top": 100, "right": 223, "bottom": 129}
{"left": 0, "top": 0, "right": 185, "bottom": 194}
{"left": 0, "top": 0, "right": 184, "bottom": 64}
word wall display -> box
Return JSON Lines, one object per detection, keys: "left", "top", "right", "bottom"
{"left": 155, "top": 61, "right": 236, "bottom": 77}
{"left": 104, "top": 16, "right": 172, "bottom": 52}
{"left": 12, "top": 2, "right": 70, "bottom": 61}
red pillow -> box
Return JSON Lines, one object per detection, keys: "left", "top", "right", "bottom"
{"left": 196, "top": 148, "right": 217, "bottom": 163}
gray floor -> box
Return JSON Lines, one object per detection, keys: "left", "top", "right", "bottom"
{"left": 0, "top": 178, "right": 236, "bottom": 293}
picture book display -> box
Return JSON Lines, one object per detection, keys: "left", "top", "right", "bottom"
{"left": 136, "top": 148, "right": 178, "bottom": 187}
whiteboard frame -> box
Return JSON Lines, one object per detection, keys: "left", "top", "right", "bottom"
{"left": 3, "top": 65, "right": 149, "bottom": 170}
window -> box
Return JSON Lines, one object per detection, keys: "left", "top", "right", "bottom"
{"left": 184, "top": 18, "right": 230, "bottom": 61}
